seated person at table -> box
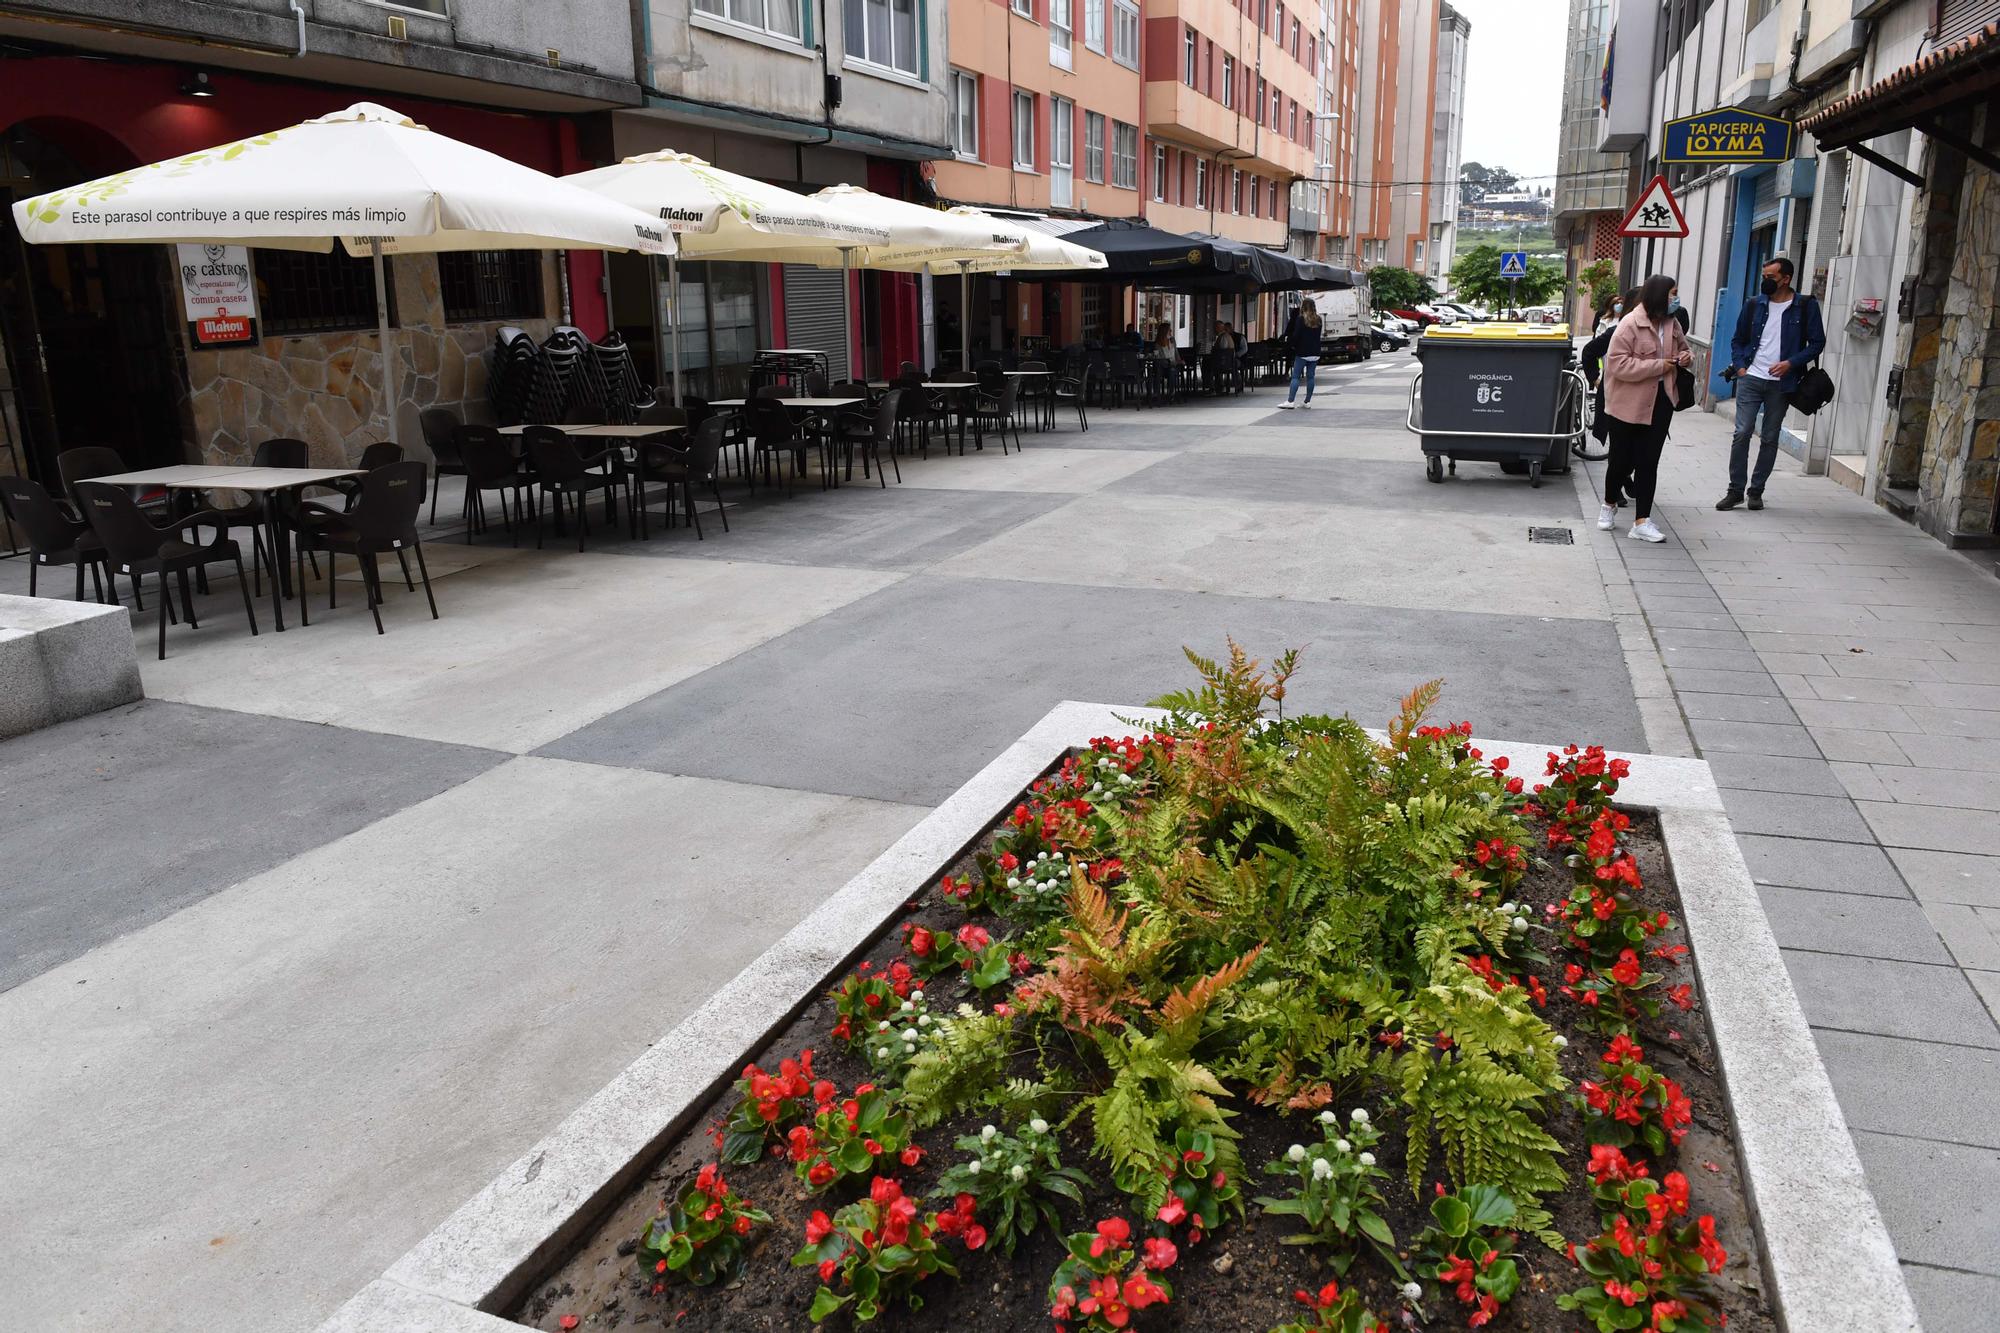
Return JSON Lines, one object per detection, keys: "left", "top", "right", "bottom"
{"left": 1149, "top": 327, "right": 1177, "bottom": 361}
{"left": 1115, "top": 322, "right": 1142, "bottom": 348}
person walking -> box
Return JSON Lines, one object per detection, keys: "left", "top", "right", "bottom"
{"left": 1599, "top": 275, "right": 1690, "bottom": 543}
{"left": 1580, "top": 287, "right": 1640, "bottom": 452}
{"left": 1718, "top": 256, "right": 1825, "bottom": 511}
{"left": 1277, "top": 303, "right": 1322, "bottom": 409}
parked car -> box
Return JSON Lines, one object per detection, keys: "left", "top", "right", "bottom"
{"left": 1370, "top": 320, "right": 1410, "bottom": 351}
{"left": 1433, "top": 301, "right": 1491, "bottom": 323}
{"left": 1391, "top": 306, "right": 1442, "bottom": 328}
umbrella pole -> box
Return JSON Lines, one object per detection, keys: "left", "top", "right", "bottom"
{"left": 960, "top": 267, "right": 970, "bottom": 371}
{"left": 841, "top": 247, "right": 855, "bottom": 383}
{"left": 668, "top": 254, "right": 684, "bottom": 407}
{"left": 372, "top": 239, "right": 396, "bottom": 444}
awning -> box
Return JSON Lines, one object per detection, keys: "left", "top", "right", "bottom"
{"left": 1021, "top": 219, "right": 1287, "bottom": 292}
{"left": 1800, "top": 21, "right": 2000, "bottom": 150}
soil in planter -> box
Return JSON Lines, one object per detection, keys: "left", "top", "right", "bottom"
{"left": 516, "top": 803, "right": 1776, "bottom": 1333}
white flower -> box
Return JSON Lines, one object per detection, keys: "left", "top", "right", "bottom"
{"left": 1029, "top": 1118, "right": 1050, "bottom": 1135}
{"left": 917, "top": 1014, "right": 932, "bottom": 1027}
{"left": 899, "top": 1001, "right": 915, "bottom": 1014}
{"left": 878, "top": 1020, "right": 891, "bottom": 1032}
{"left": 1286, "top": 1144, "right": 1307, "bottom": 1163}
{"left": 1318, "top": 1110, "right": 1337, "bottom": 1126}
{"left": 1119, "top": 774, "right": 1134, "bottom": 785}
{"left": 966, "top": 1159, "right": 981, "bottom": 1174}
{"left": 1311, "top": 1158, "right": 1334, "bottom": 1180}
{"left": 1513, "top": 916, "right": 1530, "bottom": 931}
{"left": 1010, "top": 1165, "right": 1027, "bottom": 1182}
{"left": 876, "top": 1046, "right": 891, "bottom": 1059}
{"left": 911, "top": 989, "right": 925, "bottom": 1002}
{"left": 1335, "top": 1139, "right": 1351, "bottom": 1154}
{"left": 903, "top": 1040, "right": 916, "bottom": 1054}
{"left": 901, "top": 1028, "right": 918, "bottom": 1042}
{"left": 1401, "top": 1282, "right": 1423, "bottom": 1302}
{"left": 1006, "top": 877, "right": 1021, "bottom": 889}
{"left": 1350, "top": 1108, "right": 1369, "bottom": 1124}
{"left": 1358, "top": 1152, "right": 1376, "bottom": 1167}
{"left": 981, "top": 1124, "right": 999, "bottom": 1143}
{"left": 1498, "top": 902, "right": 1516, "bottom": 916}
{"left": 1553, "top": 1034, "right": 1569, "bottom": 1049}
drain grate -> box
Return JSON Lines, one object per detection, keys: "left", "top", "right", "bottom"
{"left": 1528, "top": 527, "right": 1575, "bottom": 545}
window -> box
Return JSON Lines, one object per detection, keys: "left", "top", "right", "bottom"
{"left": 1289, "top": 101, "right": 1298, "bottom": 142}
{"left": 1183, "top": 27, "right": 1197, "bottom": 85}
{"left": 1151, "top": 142, "right": 1167, "bottom": 200}
{"left": 846, "top": 0, "right": 919, "bottom": 76}
{"left": 1195, "top": 158, "right": 1208, "bottom": 208}
{"left": 1414, "top": 240, "right": 1425, "bottom": 267}
{"left": 1231, "top": 168, "right": 1242, "bottom": 213}
{"left": 1012, "top": 91, "right": 1035, "bottom": 169}
{"left": 671, "top": 260, "right": 762, "bottom": 398}
{"left": 1011, "top": 0, "right": 1031, "bottom": 16}
{"left": 257, "top": 248, "right": 393, "bottom": 335}
{"left": 1249, "top": 176, "right": 1261, "bottom": 218}
{"left": 1112, "top": 121, "right": 1138, "bottom": 189}
{"left": 1084, "top": 0, "right": 1104, "bottom": 52}
{"left": 1271, "top": 88, "right": 1282, "bottom": 129}
{"left": 949, "top": 69, "right": 978, "bottom": 158}
{"left": 1276, "top": 5, "right": 1285, "bottom": 41}
{"left": 695, "top": 0, "right": 802, "bottom": 42}
{"left": 1084, "top": 111, "right": 1105, "bottom": 183}
{"left": 1290, "top": 17, "right": 1300, "bottom": 58}
{"left": 1112, "top": 0, "right": 1139, "bottom": 69}
{"left": 1050, "top": 0, "right": 1072, "bottom": 68}
{"left": 1221, "top": 56, "right": 1234, "bottom": 108}
{"left": 1051, "top": 97, "right": 1074, "bottom": 206}
{"left": 439, "top": 250, "right": 543, "bottom": 323}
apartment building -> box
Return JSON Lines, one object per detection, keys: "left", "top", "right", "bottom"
{"left": 1383, "top": 0, "right": 1438, "bottom": 274}
{"left": 1427, "top": 2, "right": 1470, "bottom": 282}
{"left": 1552, "top": 0, "right": 1622, "bottom": 322}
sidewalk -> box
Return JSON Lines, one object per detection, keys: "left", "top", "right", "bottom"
{"left": 1580, "top": 405, "right": 2000, "bottom": 1327}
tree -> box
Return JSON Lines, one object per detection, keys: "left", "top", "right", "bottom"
{"left": 1448, "top": 244, "right": 1565, "bottom": 313}
{"left": 1579, "top": 259, "right": 1619, "bottom": 313}
{"left": 1458, "top": 162, "right": 1520, "bottom": 205}
{"left": 1366, "top": 265, "right": 1438, "bottom": 314}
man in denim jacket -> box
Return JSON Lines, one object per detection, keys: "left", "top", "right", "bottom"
{"left": 1718, "top": 256, "right": 1825, "bottom": 510}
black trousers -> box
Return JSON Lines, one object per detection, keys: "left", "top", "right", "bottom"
{"left": 1605, "top": 387, "right": 1674, "bottom": 519}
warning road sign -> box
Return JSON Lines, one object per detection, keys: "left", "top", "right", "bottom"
{"left": 1498, "top": 251, "right": 1529, "bottom": 278}
{"left": 1619, "top": 175, "right": 1689, "bottom": 238}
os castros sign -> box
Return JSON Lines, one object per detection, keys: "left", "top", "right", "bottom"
{"left": 1662, "top": 106, "right": 1794, "bottom": 164}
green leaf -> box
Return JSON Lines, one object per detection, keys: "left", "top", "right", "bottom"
{"left": 876, "top": 1243, "right": 915, "bottom": 1269}
{"left": 857, "top": 1093, "right": 890, "bottom": 1133}
{"left": 1358, "top": 1211, "right": 1395, "bottom": 1247}
{"left": 1430, "top": 1194, "right": 1470, "bottom": 1237}
{"left": 721, "top": 1128, "right": 766, "bottom": 1164}
{"left": 808, "top": 1287, "right": 851, "bottom": 1323}
{"left": 1460, "top": 1184, "right": 1515, "bottom": 1229}
{"left": 1478, "top": 1256, "right": 1521, "bottom": 1303}
{"left": 838, "top": 1138, "right": 876, "bottom": 1175}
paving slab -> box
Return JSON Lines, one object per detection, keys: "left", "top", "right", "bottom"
{"left": 891, "top": 445, "right": 1167, "bottom": 494}
{"left": 1778, "top": 951, "right": 2000, "bottom": 1048}
{"left": 1677, "top": 691, "right": 1801, "bottom": 725}
{"left": 1886, "top": 848, "right": 2000, "bottom": 909}
{"left": 540, "top": 573, "right": 1644, "bottom": 807}
{"left": 1924, "top": 903, "right": 2000, "bottom": 972}
{"left": 1858, "top": 800, "right": 2000, "bottom": 856}
{"left": 1814, "top": 1029, "right": 2000, "bottom": 1149}
{"left": 1849, "top": 1130, "right": 2000, "bottom": 1277}
{"left": 1686, "top": 716, "right": 1822, "bottom": 757}
{"left": 1719, "top": 788, "right": 1877, "bottom": 841}
{"left": 1901, "top": 1264, "right": 2000, "bottom": 1333}
{"left": 0, "top": 756, "right": 926, "bottom": 1333}
{"left": 1108, "top": 450, "right": 1585, "bottom": 518}
{"left": 1756, "top": 885, "right": 1956, "bottom": 964}
{"left": 936, "top": 489, "right": 1611, "bottom": 621}
{"left": 1704, "top": 753, "right": 1847, "bottom": 796}
{"left": 1811, "top": 726, "right": 1914, "bottom": 764}
{"left": 1667, "top": 668, "right": 1784, "bottom": 698}
{"left": 0, "top": 699, "right": 502, "bottom": 993}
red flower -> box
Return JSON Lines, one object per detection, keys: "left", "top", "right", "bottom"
{"left": 1605, "top": 1279, "right": 1642, "bottom": 1307}
{"left": 1123, "top": 1274, "right": 1168, "bottom": 1310}
{"left": 956, "top": 924, "right": 991, "bottom": 953}
{"left": 864, "top": 1138, "right": 883, "bottom": 1156}
{"left": 899, "top": 1145, "right": 924, "bottom": 1167}
{"left": 1156, "top": 1196, "right": 1187, "bottom": 1225}
{"left": 881, "top": 1196, "right": 918, "bottom": 1246}
{"left": 1141, "top": 1236, "right": 1178, "bottom": 1270}
{"left": 869, "top": 1176, "right": 903, "bottom": 1206}
{"left": 1696, "top": 1215, "right": 1728, "bottom": 1272}
{"left": 1588, "top": 1144, "right": 1648, "bottom": 1185}
{"left": 1052, "top": 1285, "right": 1079, "bottom": 1317}
{"left": 1604, "top": 1034, "right": 1645, "bottom": 1066}
{"left": 1090, "top": 1216, "right": 1132, "bottom": 1257}
{"left": 1469, "top": 1294, "right": 1499, "bottom": 1327}
{"left": 787, "top": 1125, "right": 817, "bottom": 1162}
{"left": 818, "top": 1258, "right": 838, "bottom": 1283}
{"left": 1611, "top": 949, "right": 1643, "bottom": 987}
{"left": 963, "top": 1223, "right": 988, "bottom": 1250}
{"left": 1668, "top": 983, "right": 1695, "bottom": 1011}
{"left": 906, "top": 925, "right": 934, "bottom": 957}
{"left": 808, "top": 1161, "right": 835, "bottom": 1187}
{"left": 558, "top": 1318, "right": 579, "bottom": 1331}
{"left": 734, "top": 1213, "right": 752, "bottom": 1235}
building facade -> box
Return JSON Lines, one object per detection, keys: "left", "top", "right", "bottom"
{"left": 1384, "top": 0, "right": 1438, "bottom": 274}
{"left": 0, "top": 1, "right": 639, "bottom": 481}
{"left": 1427, "top": 2, "right": 1470, "bottom": 282}
{"left": 1552, "top": 0, "right": 1623, "bottom": 323}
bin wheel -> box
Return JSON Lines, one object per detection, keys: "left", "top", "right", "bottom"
{"left": 1425, "top": 453, "right": 1445, "bottom": 483}
{"left": 1528, "top": 459, "right": 1544, "bottom": 488}
{"left": 1448, "top": 459, "right": 1457, "bottom": 475}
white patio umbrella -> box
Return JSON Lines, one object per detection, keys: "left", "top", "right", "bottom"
{"left": 912, "top": 209, "right": 1107, "bottom": 371}
{"left": 11, "top": 102, "right": 674, "bottom": 443}
{"left": 564, "top": 151, "right": 892, "bottom": 402}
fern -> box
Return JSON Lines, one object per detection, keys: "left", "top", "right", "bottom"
{"left": 899, "top": 1011, "right": 1014, "bottom": 1128}
{"left": 1087, "top": 1026, "right": 1238, "bottom": 1199}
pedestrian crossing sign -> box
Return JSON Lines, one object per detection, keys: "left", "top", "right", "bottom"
{"left": 1499, "top": 251, "right": 1529, "bottom": 278}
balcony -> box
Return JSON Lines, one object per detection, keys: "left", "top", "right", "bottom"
{"left": 1144, "top": 81, "right": 1311, "bottom": 177}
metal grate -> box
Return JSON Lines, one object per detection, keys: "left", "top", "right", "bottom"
{"left": 439, "top": 250, "right": 543, "bottom": 324}
{"left": 255, "top": 248, "right": 391, "bottom": 335}
{"left": 1529, "top": 527, "right": 1574, "bottom": 544}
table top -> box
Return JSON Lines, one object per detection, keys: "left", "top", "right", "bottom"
{"left": 497, "top": 423, "right": 685, "bottom": 437}
{"left": 866, "top": 379, "right": 977, "bottom": 390}
{"left": 88, "top": 464, "right": 251, "bottom": 487}
{"left": 203, "top": 466, "right": 365, "bottom": 490}
{"left": 756, "top": 349, "right": 828, "bottom": 357}
{"left": 1004, "top": 369, "right": 1053, "bottom": 376}
{"left": 709, "top": 397, "right": 865, "bottom": 409}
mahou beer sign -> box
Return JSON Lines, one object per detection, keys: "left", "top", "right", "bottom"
{"left": 176, "top": 243, "right": 258, "bottom": 345}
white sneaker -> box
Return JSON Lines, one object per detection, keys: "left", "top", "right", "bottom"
{"left": 1276, "top": 401, "right": 1295, "bottom": 410}
{"left": 1597, "top": 503, "right": 1618, "bottom": 530}
{"left": 1628, "top": 519, "right": 1666, "bottom": 543}
{"left": 1299, "top": 401, "right": 1313, "bottom": 410}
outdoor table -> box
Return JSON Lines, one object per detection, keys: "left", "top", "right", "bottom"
{"left": 710, "top": 397, "right": 865, "bottom": 488}
{"left": 93, "top": 463, "right": 363, "bottom": 633}
{"left": 496, "top": 424, "right": 685, "bottom": 438}
{"left": 1004, "top": 369, "right": 1056, "bottom": 430}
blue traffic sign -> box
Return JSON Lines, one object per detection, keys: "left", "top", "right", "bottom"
{"left": 1499, "top": 251, "right": 1529, "bottom": 279}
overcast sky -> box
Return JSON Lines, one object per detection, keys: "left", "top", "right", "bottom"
{"left": 1445, "top": 0, "right": 1567, "bottom": 186}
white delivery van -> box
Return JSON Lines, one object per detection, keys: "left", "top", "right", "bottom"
{"left": 1305, "top": 278, "right": 1373, "bottom": 362}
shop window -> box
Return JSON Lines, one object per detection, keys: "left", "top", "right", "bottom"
{"left": 668, "top": 260, "right": 762, "bottom": 397}
{"left": 255, "top": 248, "right": 393, "bottom": 336}
{"left": 438, "top": 250, "right": 543, "bottom": 324}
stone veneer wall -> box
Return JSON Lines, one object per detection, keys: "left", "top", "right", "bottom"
{"left": 181, "top": 251, "right": 560, "bottom": 470}
{"left": 1916, "top": 105, "right": 2000, "bottom": 543}
{"left": 1877, "top": 134, "right": 1963, "bottom": 496}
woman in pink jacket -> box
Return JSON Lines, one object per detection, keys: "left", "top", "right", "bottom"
{"left": 1599, "top": 275, "right": 1692, "bottom": 543}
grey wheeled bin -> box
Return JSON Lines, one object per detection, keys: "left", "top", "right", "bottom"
{"left": 1406, "top": 323, "right": 1588, "bottom": 488}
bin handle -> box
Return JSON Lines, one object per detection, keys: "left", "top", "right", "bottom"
{"left": 1404, "top": 367, "right": 1591, "bottom": 443}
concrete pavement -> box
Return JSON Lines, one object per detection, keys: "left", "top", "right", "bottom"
{"left": 12, "top": 349, "right": 1984, "bottom": 1329}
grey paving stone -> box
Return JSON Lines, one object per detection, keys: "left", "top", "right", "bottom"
{"left": 1814, "top": 1030, "right": 2000, "bottom": 1149}
{"left": 1705, "top": 753, "right": 1846, "bottom": 796}
{"left": 1850, "top": 1130, "right": 2000, "bottom": 1276}
{"left": 1829, "top": 761, "right": 1894, "bottom": 802}
{"left": 1108, "top": 451, "right": 1587, "bottom": 516}
{"left": 1888, "top": 848, "right": 2000, "bottom": 909}
{"left": 1901, "top": 1264, "right": 2000, "bottom": 1333}
{"left": 1893, "top": 733, "right": 2000, "bottom": 772}
{"left": 0, "top": 700, "right": 504, "bottom": 993}
{"left": 1810, "top": 676, "right": 1936, "bottom": 706}
{"left": 1904, "top": 705, "right": 2000, "bottom": 739}
{"left": 1719, "top": 788, "right": 1877, "bottom": 841}
{"left": 1813, "top": 726, "right": 1914, "bottom": 764}
{"left": 1933, "top": 658, "right": 2000, "bottom": 686}
{"left": 1779, "top": 951, "right": 2000, "bottom": 1048}
{"left": 1654, "top": 626, "right": 1754, "bottom": 651}
{"left": 1792, "top": 698, "right": 1922, "bottom": 731}
{"left": 1859, "top": 801, "right": 2000, "bottom": 856}
{"left": 1769, "top": 673, "right": 1821, "bottom": 701}
{"left": 1973, "top": 970, "right": 2000, "bottom": 1021}
{"left": 1677, "top": 691, "right": 1801, "bottom": 725}
{"left": 1660, "top": 646, "right": 1768, "bottom": 672}
{"left": 1873, "top": 767, "right": 2000, "bottom": 812}
{"left": 1666, "top": 667, "right": 1781, "bottom": 697}
{"left": 1736, "top": 833, "right": 1912, "bottom": 897}
{"left": 1924, "top": 904, "right": 2000, "bottom": 972}
{"left": 538, "top": 574, "right": 1646, "bottom": 807}
{"left": 1647, "top": 611, "right": 1740, "bottom": 630}
{"left": 1757, "top": 885, "right": 1954, "bottom": 964}
{"left": 1829, "top": 654, "right": 1943, "bottom": 681}
{"left": 1758, "top": 650, "right": 1837, "bottom": 676}
{"left": 1689, "top": 716, "right": 1822, "bottom": 757}
{"left": 1745, "top": 633, "right": 1956, "bottom": 658}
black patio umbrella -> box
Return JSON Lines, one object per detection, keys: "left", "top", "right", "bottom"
{"left": 1024, "top": 219, "right": 1281, "bottom": 293}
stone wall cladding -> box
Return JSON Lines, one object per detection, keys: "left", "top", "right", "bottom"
{"left": 1877, "top": 133, "right": 1961, "bottom": 495}
{"left": 1918, "top": 106, "right": 2000, "bottom": 541}
{"left": 181, "top": 253, "right": 562, "bottom": 470}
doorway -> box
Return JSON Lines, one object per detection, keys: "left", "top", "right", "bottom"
{"left": 0, "top": 121, "right": 183, "bottom": 484}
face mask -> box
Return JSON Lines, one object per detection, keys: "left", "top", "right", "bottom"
{"left": 1668, "top": 296, "right": 1681, "bottom": 314}
{"left": 1760, "top": 277, "right": 1780, "bottom": 297}
{"left": 1612, "top": 304, "right": 1623, "bottom": 315}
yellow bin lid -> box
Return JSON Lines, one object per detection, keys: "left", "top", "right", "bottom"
{"left": 1424, "top": 322, "right": 1572, "bottom": 341}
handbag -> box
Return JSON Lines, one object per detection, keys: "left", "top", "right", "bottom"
{"left": 1674, "top": 364, "right": 1697, "bottom": 411}
{"left": 1791, "top": 365, "right": 1836, "bottom": 416}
